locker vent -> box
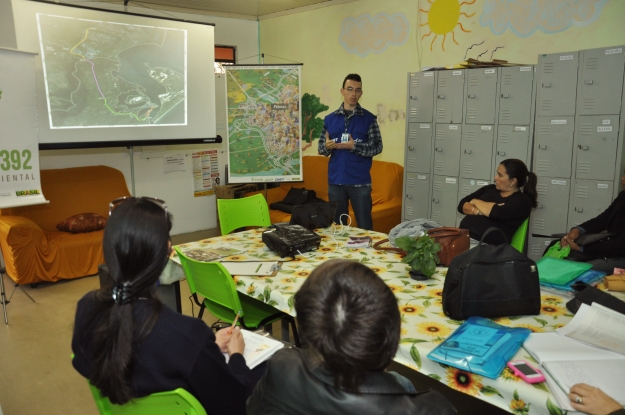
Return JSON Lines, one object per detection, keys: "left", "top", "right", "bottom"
{"left": 433, "top": 182, "right": 443, "bottom": 191}
{"left": 575, "top": 186, "right": 589, "bottom": 198}
{"left": 585, "top": 57, "right": 598, "bottom": 70}
{"left": 581, "top": 98, "right": 596, "bottom": 111}
{"left": 439, "top": 78, "right": 448, "bottom": 88}
{"left": 543, "top": 63, "right": 555, "bottom": 74}
{"left": 577, "top": 162, "right": 591, "bottom": 174}
{"left": 407, "top": 160, "right": 417, "bottom": 170}
{"left": 432, "top": 211, "right": 441, "bottom": 221}
{"left": 502, "top": 74, "right": 513, "bottom": 85}
{"left": 533, "top": 219, "right": 545, "bottom": 230}
{"left": 463, "top": 165, "right": 474, "bottom": 176}
{"left": 462, "top": 185, "right": 472, "bottom": 194}
{"left": 465, "top": 130, "right": 476, "bottom": 140}
{"left": 468, "top": 76, "right": 479, "bottom": 86}
{"left": 530, "top": 244, "right": 544, "bottom": 256}
{"left": 540, "top": 100, "right": 553, "bottom": 112}
{"left": 435, "top": 161, "right": 444, "bottom": 171}
{"left": 437, "top": 108, "right": 446, "bottom": 119}
{"left": 539, "top": 125, "right": 551, "bottom": 134}
{"left": 499, "top": 132, "right": 510, "bottom": 142}
{"left": 406, "top": 176, "right": 416, "bottom": 187}
{"left": 409, "top": 130, "right": 418, "bottom": 138}
{"left": 500, "top": 110, "right": 511, "bottom": 121}
{"left": 467, "top": 108, "right": 477, "bottom": 119}
{"left": 412, "top": 78, "right": 419, "bottom": 87}
{"left": 405, "top": 206, "right": 414, "bottom": 216}
{"left": 410, "top": 109, "right": 418, "bottom": 117}
{"left": 436, "top": 130, "right": 446, "bottom": 140}
{"left": 536, "top": 184, "right": 548, "bottom": 195}
{"left": 536, "top": 160, "right": 549, "bottom": 172}
{"left": 579, "top": 123, "right": 593, "bottom": 134}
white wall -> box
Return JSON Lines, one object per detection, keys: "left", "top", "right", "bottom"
{"left": 0, "top": 0, "right": 259, "bottom": 235}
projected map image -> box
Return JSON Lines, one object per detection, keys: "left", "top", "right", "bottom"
{"left": 226, "top": 67, "right": 302, "bottom": 181}
{"left": 37, "top": 14, "right": 186, "bottom": 128}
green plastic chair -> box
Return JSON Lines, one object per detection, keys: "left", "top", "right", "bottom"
{"left": 217, "top": 193, "right": 271, "bottom": 235}
{"left": 174, "top": 247, "right": 301, "bottom": 347}
{"left": 88, "top": 383, "right": 207, "bottom": 415}
{"left": 510, "top": 218, "right": 529, "bottom": 253}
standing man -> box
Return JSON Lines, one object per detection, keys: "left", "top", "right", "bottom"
{"left": 318, "top": 73, "right": 383, "bottom": 231}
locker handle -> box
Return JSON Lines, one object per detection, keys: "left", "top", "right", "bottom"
{"left": 464, "top": 149, "right": 472, "bottom": 154}
{"left": 406, "top": 194, "right": 413, "bottom": 199}
{"left": 468, "top": 94, "right": 475, "bottom": 99}
{"left": 497, "top": 151, "right": 506, "bottom": 156}
{"left": 542, "top": 83, "right": 551, "bottom": 88}
{"left": 538, "top": 144, "right": 547, "bottom": 150}
{"left": 437, "top": 94, "right": 445, "bottom": 99}
{"left": 537, "top": 204, "right": 544, "bottom": 209}
{"left": 574, "top": 207, "right": 584, "bottom": 213}
{"left": 432, "top": 198, "right": 440, "bottom": 203}
{"left": 578, "top": 145, "right": 589, "bottom": 150}
{"left": 408, "top": 146, "right": 415, "bottom": 151}
{"left": 501, "top": 93, "right": 510, "bottom": 98}
{"left": 410, "top": 95, "right": 417, "bottom": 100}
{"left": 435, "top": 147, "right": 443, "bottom": 152}
{"left": 584, "top": 79, "right": 593, "bottom": 85}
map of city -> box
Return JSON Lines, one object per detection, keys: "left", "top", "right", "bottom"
{"left": 226, "top": 66, "right": 302, "bottom": 182}
{"left": 37, "top": 14, "right": 186, "bottom": 128}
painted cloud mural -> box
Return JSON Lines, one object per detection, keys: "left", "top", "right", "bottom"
{"left": 339, "top": 13, "right": 409, "bottom": 57}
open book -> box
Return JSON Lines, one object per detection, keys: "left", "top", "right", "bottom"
{"left": 224, "top": 330, "right": 284, "bottom": 370}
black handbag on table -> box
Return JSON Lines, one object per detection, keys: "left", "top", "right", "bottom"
{"left": 565, "top": 282, "right": 625, "bottom": 315}
{"left": 443, "top": 227, "right": 541, "bottom": 320}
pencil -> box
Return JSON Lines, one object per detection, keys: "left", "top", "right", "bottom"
{"left": 230, "top": 310, "right": 241, "bottom": 334}
{"left": 255, "top": 264, "right": 262, "bottom": 273}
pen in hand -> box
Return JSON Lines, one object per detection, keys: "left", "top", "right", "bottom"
{"left": 229, "top": 310, "right": 241, "bottom": 334}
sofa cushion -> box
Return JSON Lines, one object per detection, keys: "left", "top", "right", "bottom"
{"left": 57, "top": 213, "right": 107, "bottom": 233}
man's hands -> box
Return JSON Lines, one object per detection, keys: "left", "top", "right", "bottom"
{"left": 325, "top": 132, "right": 355, "bottom": 150}
{"left": 215, "top": 326, "right": 246, "bottom": 356}
{"left": 561, "top": 227, "right": 581, "bottom": 251}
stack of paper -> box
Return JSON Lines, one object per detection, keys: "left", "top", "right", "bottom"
{"left": 224, "top": 330, "right": 284, "bottom": 369}
{"left": 221, "top": 261, "right": 280, "bottom": 276}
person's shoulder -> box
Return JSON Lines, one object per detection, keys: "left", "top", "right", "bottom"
{"left": 76, "top": 291, "right": 98, "bottom": 313}
{"left": 154, "top": 305, "right": 213, "bottom": 343}
{"left": 359, "top": 106, "right": 376, "bottom": 120}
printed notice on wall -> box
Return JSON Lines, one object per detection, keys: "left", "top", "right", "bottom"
{"left": 164, "top": 154, "right": 186, "bottom": 173}
{"left": 192, "top": 150, "right": 220, "bottom": 197}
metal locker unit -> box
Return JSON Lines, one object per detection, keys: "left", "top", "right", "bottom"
{"left": 567, "top": 180, "right": 614, "bottom": 227}
{"left": 456, "top": 178, "right": 491, "bottom": 226}
{"left": 403, "top": 172, "right": 431, "bottom": 220}
{"left": 465, "top": 68, "right": 498, "bottom": 125}
{"left": 434, "top": 124, "right": 462, "bottom": 176}
{"left": 536, "top": 51, "right": 579, "bottom": 117}
{"left": 495, "top": 125, "right": 531, "bottom": 167}
{"left": 460, "top": 124, "right": 494, "bottom": 180}
{"left": 573, "top": 115, "right": 620, "bottom": 181}
{"left": 577, "top": 46, "right": 625, "bottom": 116}
{"left": 534, "top": 117, "right": 575, "bottom": 178}
{"left": 405, "top": 123, "right": 433, "bottom": 174}
{"left": 530, "top": 177, "right": 571, "bottom": 237}
{"left": 528, "top": 237, "right": 556, "bottom": 262}
{"left": 436, "top": 70, "right": 465, "bottom": 124}
{"left": 499, "top": 66, "right": 535, "bottom": 125}
{"left": 431, "top": 175, "right": 459, "bottom": 227}
{"left": 407, "top": 71, "right": 437, "bottom": 123}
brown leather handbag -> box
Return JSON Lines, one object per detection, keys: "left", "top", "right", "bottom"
{"left": 427, "top": 227, "right": 470, "bottom": 266}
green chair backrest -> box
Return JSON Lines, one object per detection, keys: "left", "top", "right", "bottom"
{"left": 510, "top": 218, "right": 529, "bottom": 253}
{"left": 217, "top": 193, "right": 271, "bottom": 235}
{"left": 174, "top": 247, "right": 243, "bottom": 321}
{"left": 88, "top": 383, "right": 207, "bottom": 415}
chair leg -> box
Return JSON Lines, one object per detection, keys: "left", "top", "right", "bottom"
{"left": 198, "top": 304, "right": 205, "bottom": 319}
{"left": 286, "top": 316, "right": 301, "bottom": 348}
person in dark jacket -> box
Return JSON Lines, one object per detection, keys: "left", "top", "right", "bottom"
{"left": 72, "top": 197, "right": 254, "bottom": 415}
{"left": 559, "top": 168, "right": 625, "bottom": 273}
{"left": 569, "top": 383, "right": 625, "bottom": 415}
{"left": 458, "top": 159, "right": 537, "bottom": 245}
{"left": 246, "top": 259, "right": 457, "bottom": 415}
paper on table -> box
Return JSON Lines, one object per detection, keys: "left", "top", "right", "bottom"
{"left": 556, "top": 303, "right": 625, "bottom": 355}
{"left": 223, "top": 330, "right": 284, "bottom": 369}
{"left": 221, "top": 262, "right": 279, "bottom": 276}
{"left": 524, "top": 332, "right": 624, "bottom": 364}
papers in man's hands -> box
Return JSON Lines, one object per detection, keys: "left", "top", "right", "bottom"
{"left": 223, "top": 330, "right": 284, "bottom": 370}
{"left": 180, "top": 246, "right": 241, "bottom": 262}
{"left": 556, "top": 303, "right": 625, "bottom": 354}
{"left": 347, "top": 236, "right": 372, "bottom": 248}
{"left": 221, "top": 262, "right": 280, "bottom": 276}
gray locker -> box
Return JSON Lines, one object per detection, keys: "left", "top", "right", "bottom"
{"left": 465, "top": 68, "right": 498, "bottom": 125}
{"left": 436, "top": 70, "right": 464, "bottom": 124}
{"left": 496, "top": 125, "right": 530, "bottom": 167}
{"left": 456, "top": 178, "right": 491, "bottom": 226}
{"left": 405, "top": 123, "right": 433, "bottom": 174}
{"left": 528, "top": 237, "right": 556, "bottom": 262}
{"left": 499, "top": 66, "right": 534, "bottom": 125}
{"left": 574, "top": 115, "right": 620, "bottom": 180}
{"left": 404, "top": 172, "right": 430, "bottom": 220}
{"left": 567, "top": 179, "right": 614, "bottom": 227}
{"left": 530, "top": 177, "right": 571, "bottom": 236}
{"left": 434, "top": 124, "right": 462, "bottom": 176}
{"left": 408, "top": 72, "right": 436, "bottom": 123}
{"left": 578, "top": 46, "right": 625, "bottom": 116}
{"left": 534, "top": 117, "right": 575, "bottom": 178}
{"left": 537, "top": 51, "right": 579, "bottom": 117}
{"left": 460, "top": 124, "right": 494, "bottom": 180}
{"left": 431, "top": 175, "right": 459, "bottom": 227}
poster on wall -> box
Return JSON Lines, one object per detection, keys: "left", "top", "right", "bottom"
{"left": 192, "top": 149, "right": 219, "bottom": 197}
{"left": 0, "top": 47, "right": 48, "bottom": 209}
{"left": 225, "top": 65, "right": 303, "bottom": 184}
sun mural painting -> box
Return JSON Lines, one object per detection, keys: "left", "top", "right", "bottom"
{"left": 420, "top": 0, "right": 476, "bottom": 51}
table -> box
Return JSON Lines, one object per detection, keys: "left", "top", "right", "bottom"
{"left": 173, "top": 226, "right": 583, "bottom": 415}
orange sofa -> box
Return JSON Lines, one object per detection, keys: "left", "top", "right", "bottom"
{"left": 0, "top": 166, "right": 130, "bottom": 285}
{"left": 249, "top": 156, "right": 403, "bottom": 234}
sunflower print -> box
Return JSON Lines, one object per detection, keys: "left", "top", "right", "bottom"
{"left": 387, "top": 284, "right": 403, "bottom": 293}
{"left": 416, "top": 321, "right": 452, "bottom": 337}
{"left": 541, "top": 295, "right": 563, "bottom": 305}
{"left": 412, "top": 283, "right": 427, "bottom": 290}
{"left": 295, "top": 270, "right": 310, "bottom": 277}
{"left": 540, "top": 304, "right": 567, "bottom": 317}
{"left": 400, "top": 304, "right": 425, "bottom": 315}
{"left": 428, "top": 288, "right": 444, "bottom": 298}
{"left": 514, "top": 323, "right": 545, "bottom": 333}
{"left": 445, "top": 367, "right": 483, "bottom": 396}
{"left": 281, "top": 277, "right": 297, "bottom": 284}
{"left": 500, "top": 367, "right": 521, "bottom": 382}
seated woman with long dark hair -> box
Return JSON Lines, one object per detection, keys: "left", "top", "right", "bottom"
{"left": 247, "top": 259, "right": 456, "bottom": 415}
{"left": 457, "top": 158, "right": 537, "bottom": 245}
{"left": 72, "top": 197, "right": 254, "bottom": 415}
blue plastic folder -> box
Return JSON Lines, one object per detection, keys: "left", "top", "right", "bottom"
{"left": 540, "top": 269, "right": 606, "bottom": 293}
{"left": 427, "top": 317, "right": 531, "bottom": 379}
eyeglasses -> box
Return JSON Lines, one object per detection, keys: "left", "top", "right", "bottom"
{"left": 343, "top": 87, "right": 362, "bottom": 94}
{"left": 109, "top": 196, "right": 168, "bottom": 217}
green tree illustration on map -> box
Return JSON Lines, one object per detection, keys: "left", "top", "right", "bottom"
{"left": 302, "top": 93, "right": 328, "bottom": 150}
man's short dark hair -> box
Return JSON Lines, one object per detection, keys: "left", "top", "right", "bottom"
{"left": 342, "top": 73, "right": 362, "bottom": 88}
{"left": 294, "top": 259, "right": 400, "bottom": 392}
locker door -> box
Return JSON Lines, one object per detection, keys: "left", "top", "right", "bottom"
{"left": 431, "top": 176, "right": 459, "bottom": 227}
{"left": 496, "top": 125, "right": 530, "bottom": 167}
{"left": 567, "top": 180, "right": 614, "bottom": 227}
{"left": 434, "top": 124, "right": 462, "bottom": 176}
{"left": 465, "top": 68, "right": 497, "bottom": 124}
{"left": 531, "top": 177, "right": 571, "bottom": 236}
{"left": 536, "top": 52, "right": 579, "bottom": 117}
{"left": 528, "top": 237, "right": 557, "bottom": 262}
{"left": 403, "top": 173, "right": 430, "bottom": 220}
{"left": 405, "top": 123, "right": 433, "bottom": 174}
{"left": 578, "top": 46, "right": 625, "bottom": 115}
{"left": 436, "top": 70, "right": 464, "bottom": 124}
{"left": 575, "top": 115, "right": 620, "bottom": 180}
{"left": 456, "top": 178, "right": 491, "bottom": 226}
{"left": 499, "top": 66, "right": 534, "bottom": 125}
{"left": 534, "top": 117, "right": 574, "bottom": 178}
{"left": 460, "top": 125, "right": 494, "bottom": 180}
{"left": 408, "top": 72, "right": 436, "bottom": 123}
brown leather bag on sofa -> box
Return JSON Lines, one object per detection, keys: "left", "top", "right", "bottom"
{"left": 428, "top": 227, "right": 470, "bottom": 266}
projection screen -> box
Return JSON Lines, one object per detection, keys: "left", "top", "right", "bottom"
{"left": 10, "top": 0, "right": 216, "bottom": 148}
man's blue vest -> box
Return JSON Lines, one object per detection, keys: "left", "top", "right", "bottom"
{"left": 324, "top": 108, "right": 375, "bottom": 185}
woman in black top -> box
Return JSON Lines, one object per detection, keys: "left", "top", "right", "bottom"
{"left": 457, "top": 159, "right": 537, "bottom": 245}
{"left": 72, "top": 197, "right": 254, "bottom": 415}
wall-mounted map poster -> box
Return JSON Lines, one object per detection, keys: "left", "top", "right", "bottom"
{"left": 225, "top": 65, "right": 302, "bottom": 183}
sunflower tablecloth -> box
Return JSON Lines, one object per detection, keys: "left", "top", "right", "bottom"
{"left": 173, "top": 227, "right": 586, "bottom": 415}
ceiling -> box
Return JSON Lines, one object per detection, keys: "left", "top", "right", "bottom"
{"left": 90, "top": 0, "right": 351, "bottom": 20}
